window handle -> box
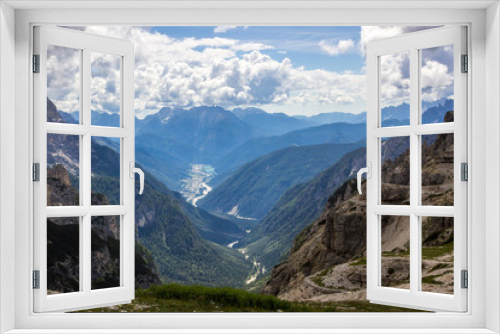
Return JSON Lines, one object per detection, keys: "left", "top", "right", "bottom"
{"left": 357, "top": 162, "right": 371, "bottom": 195}
{"left": 130, "top": 162, "right": 145, "bottom": 195}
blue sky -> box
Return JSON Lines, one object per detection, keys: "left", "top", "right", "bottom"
{"left": 150, "top": 26, "right": 365, "bottom": 73}
{"left": 49, "top": 26, "right": 452, "bottom": 118}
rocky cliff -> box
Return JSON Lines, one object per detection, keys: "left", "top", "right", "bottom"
{"left": 47, "top": 164, "right": 161, "bottom": 293}
{"left": 263, "top": 112, "right": 455, "bottom": 302}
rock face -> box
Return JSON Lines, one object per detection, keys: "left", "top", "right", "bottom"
{"left": 263, "top": 112, "right": 455, "bottom": 301}
{"left": 46, "top": 164, "right": 161, "bottom": 294}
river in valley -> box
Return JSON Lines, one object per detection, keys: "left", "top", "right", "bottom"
{"left": 180, "top": 164, "right": 216, "bottom": 207}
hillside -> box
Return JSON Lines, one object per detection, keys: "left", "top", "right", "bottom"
{"left": 262, "top": 112, "right": 455, "bottom": 302}
{"left": 199, "top": 142, "right": 365, "bottom": 220}
{"left": 237, "top": 147, "right": 367, "bottom": 271}
{"left": 48, "top": 99, "right": 253, "bottom": 288}
{"left": 215, "top": 122, "right": 367, "bottom": 174}
{"left": 46, "top": 164, "right": 161, "bottom": 293}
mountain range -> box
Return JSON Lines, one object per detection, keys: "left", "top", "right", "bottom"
{"left": 294, "top": 111, "right": 366, "bottom": 125}
{"left": 262, "top": 113, "right": 455, "bottom": 300}
{"left": 48, "top": 99, "right": 253, "bottom": 288}
{"left": 236, "top": 147, "right": 367, "bottom": 271}
{"left": 198, "top": 142, "right": 365, "bottom": 220}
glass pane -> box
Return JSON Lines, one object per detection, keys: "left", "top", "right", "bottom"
{"left": 421, "top": 216, "right": 454, "bottom": 295}
{"left": 381, "top": 215, "right": 410, "bottom": 289}
{"left": 91, "top": 52, "right": 121, "bottom": 127}
{"left": 421, "top": 45, "right": 454, "bottom": 124}
{"left": 47, "top": 217, "right": 80, "bottom": 294}
{"left": 91, "top": 137, "right": 121, "bottom": 205}
{"left": 381, "top": 136, "right": 410, "bottom": 205}
{"left": 380, "top": 51, "right": 410, "bottom": 127}
{"left": 421, "top": 133, "right": 454, "bottom": 206}
{"left": 47, "top": 134, "right": 80, "bottom": 206}
{"left": 47, "top": 45, "right": 80, "bottom": 124}
{"left": 91, "top": 215, "right": 121, "bottom": 290}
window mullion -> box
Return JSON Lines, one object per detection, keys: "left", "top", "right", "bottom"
{"left": 409, "top": 47, "right": 420, "bottom": 294}
{"left": 82, "top": 47, "right": 92, "bottom": 294}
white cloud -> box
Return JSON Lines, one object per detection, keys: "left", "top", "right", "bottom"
{"left": 421, "top": 59, "right": 453, "bottom": 102}
{"left": 45, "top": 26, "right": 367, "bottom": 118}
{"left": 214, "top": 26, "right": 237, "bottom": 33}
{"left": 319, "top": 38, "right": 355, "bottom": 56}
{"left": 360, "top": 26, "right": 452, "bottom": 107}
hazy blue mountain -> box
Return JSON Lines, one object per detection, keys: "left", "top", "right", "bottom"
{"left": 295, "top": 111, "right": 366, "bottom": 125}
{"left": 199, "top": 142, "right": 365, "bottom": 220}
{"left": 215, "top": 122, "right": 367, "bottom": 174}
{"left": 232, "top": 107, "right": 317, "bottom": 136}
{"left": 422, "top": 99, "right": 454, "bottom": 124}
{"left": 381, "top": 102, "right": 410, "bottom": 124}
{"left": 48, "top": 99, "right": 253, "bottom": 287}
{"left": 137, "top": 106, "right": 255, "bottom": 159}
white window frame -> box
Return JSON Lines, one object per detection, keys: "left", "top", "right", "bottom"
{"left": 365, "top": 26, "right": 468, "bottom": 312}
{"left": 33, "top": 25, "right": 136, "bottom": 313}
{"left": 0, "top": 1, "right": 498, "bottom": 333}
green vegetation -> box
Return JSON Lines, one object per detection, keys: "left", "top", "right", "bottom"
{"left": 349, "top": 257, "right": 367, "bottom": 266}
{"left": 238, "top": 147, "right": 366, "bottom": 271}
{"left": 78, "top": 284, "right": 420, "bottom": 313}
{"left": 199, "top": 142, "right": 365, "bottom": 220}
{"left": 422, "top": 242, "right": 454, "bottom": 260}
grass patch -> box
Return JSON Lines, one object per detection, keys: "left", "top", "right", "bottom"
{"left": 349, "top": 257, "right": 367, "bottom": 266}
{"left": 311, "top": 276, "right": 326, "bottom": 288}
{"left": 77, "top": 284, "right": 422, "bottom": 313}
{"left": 422, "top": 242, "right": 454, "bottom": 260}
{"left": 422, "top": 275, "right": 444, "bottom": 285}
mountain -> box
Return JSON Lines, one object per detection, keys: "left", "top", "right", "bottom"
{"left": 381, "top": 102, "right": 410, "bottom": 124}
{"left": 232, "top": 107, "right": 317, "bottom": 136}
{"left": 422, "top": 99, "right": 454, "bottom": 124}
{"left": 134, "top": 106, "right": 256, "bottom": 190}
{"left": 137, "top": 106, "right": 255, "bottom": 160}
{"left": 215, "top": 122, "right": 367, "bottom": 174}
{"left": 199, "top": 142, "right": 365, "bottom": 220}
{"left": 48, "top": 99, "right": 253, "bottom": 288}
{"left": 46, "top": 164, "right": 161, "bottom": 293}
{"left": 134, "top": 170, "right": 252, "bottom": 287}
{"left": 236, "top": 147, "right": 367, "bottom": 271}
{"left": 295, "top": 111, "right": 366, "bottom": 125}
{"left": 262, "top": 112, "right": 455, "bottom": 301}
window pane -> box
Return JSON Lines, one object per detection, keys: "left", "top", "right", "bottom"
{"left": 421, "top": 133, "right": 454, "bottom": 206}
{"left": 47, "top": 45, "right": 80, "bottom": 124}
{"left": 91, "top": 137, "right": 121, "bottom": 205}
{"left": 421, "top": 216, "right": 454, "bottom": 295}
{"left": 381, "top": 136, "right": 410, "bottom": 205}
{"left": 421, "top": 45, "right": 454, "bottom": 124}
{"left": 47, "top": 134, "right": 80, "bottom": 206}
{"left": 380, "top": 52, "right": 410, "bottom": 127}
{"left": 91, "top": 52, "right": 121, "bottom": 127}
{"left": 91, "top": 215, "right": 121, "bottom": 290}
{"left": 47, "top": 217, "right": 80, "bottom": 294}
{"left": 381, "top": 215, "right": 410, "bottom": 289}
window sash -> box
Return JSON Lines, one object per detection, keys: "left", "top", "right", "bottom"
{"left": 32, "top": 25, "right": 136, "bottom": 313}
{"left": 366, "top": 26, "right": 468, "bottom": 312}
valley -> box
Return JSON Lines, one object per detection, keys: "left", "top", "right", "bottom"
{"left": 49, "top": 96, "right": 455, "bottom": 312}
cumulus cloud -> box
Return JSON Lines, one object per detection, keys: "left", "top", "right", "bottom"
{"left": 48, "top": 26, "right": 366, "bottom": 118}
{"left": 319, "top": 38, "right": 355, "bottom": 56}
{"left": 360, "top": 26, "right": 453, "bottom": 106}
{"left": 214, "top": 26, "right": 237, "bottom": 33}
{"left": 47, "top": 45, "right": 80, "bottom": 115}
